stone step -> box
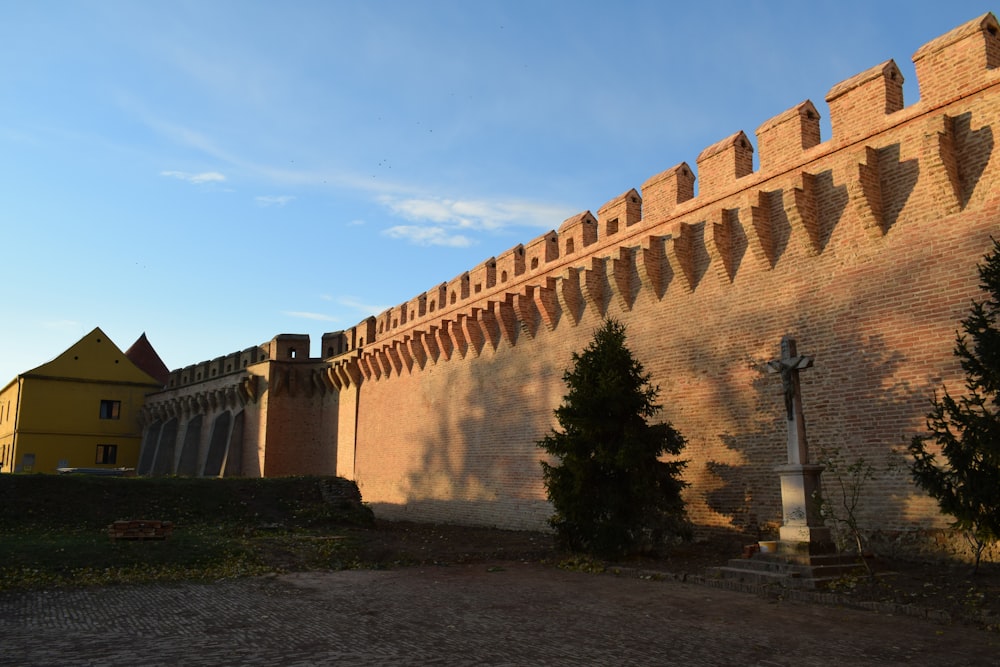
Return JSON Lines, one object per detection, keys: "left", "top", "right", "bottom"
{"left": 708, "top": 565, "right": 852, "bottom": 590}
{"left": 709, "top": 551, "right": 869, "bottom": 590}
{"left": 724, "top": 557, "right": 866, "bottom": 578}
{"left": 770, "top": 553, "right": 864, "bottom": 567}
{"left": 707, "top": 566, "right": 799, "bottom": 586}
{"left": 724, "top": 558, "right": 800, "bottom": 574}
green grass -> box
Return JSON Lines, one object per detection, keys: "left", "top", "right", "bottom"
{"left": 0, "top": 474, "right": 374, "bottom": 590}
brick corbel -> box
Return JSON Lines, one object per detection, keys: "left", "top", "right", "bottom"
{"left": 343, "top": 359, "right": 363, "bottom": 388}
{"left": 397, "top": 339, "right": 414, "bottom": 373}
{"left": 921, "top": 114, "right": 963, "bottom": 215}
{"left": 534, "top": 277, "right": 560, "bottom": 331}
{"left": 325, "top": 366, "right": 342, "bottom": 390}
{"left": 610, "top": 246, "right": 636, "bottom": 311}
{"left": 422, "top": 327, "right": 440, "bottom": 364}
{"left": 495, "top": 296, "right": 519, "bottom": 346}
{"left": 748, "top": 191, "right": 779, "bottom": 268}
{"left": 636, "top": 235, "right": 669, "bottom": 300}
{"left": 480, "top": 304, "right": 502, "bottom": 350}
{"left": 787, "top": 172, "right": 821, "bottom": 255}
{"left": 583, "top": 257, "right": 609, "bottom": 314}
{"left": 710, "top": 208, "right": 742, "bottom": 283}
{"left": 557, "top": 267, "right": 584, "bottom": 325}
{"left": 408, "top": 332, "right": 428, "bottom": 369}
{"left": 378, "top": 347, "right": 394, "bottom": 377}
{"left": 851, "top": 146, "right": 886, "bottom": 237}
{"left": 665, "top": 222, "right": 701, "bottom": 291}
{"left": 434, "top": 323, "right": 453, "bottom": 362}
{"left": 359, "top": 353, "right": 376, "bottom": 381}
{"left": 321, "top": 367, "right": 338, "bottom": 391}
{"left": 461, "top": 311, "right": 485, "bottom": 357}
{"left": 514, "top": 290, "right": 538, "bottom": 338}
{"left": 448, "top": 318, "right": 468, "bottom": 358}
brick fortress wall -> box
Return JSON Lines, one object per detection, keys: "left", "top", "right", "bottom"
{"left": 142, "top": 14, "right": 1000, "bottom": 544}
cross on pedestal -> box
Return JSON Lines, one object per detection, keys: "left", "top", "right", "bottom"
{"left": 766, "top": 336, "right": 833, "bottom": 554}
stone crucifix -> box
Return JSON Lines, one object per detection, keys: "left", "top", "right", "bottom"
{"left": 765, "top": 335, "right": 832, "bottom": 551}
{"left": 766, "top": 335, "right": 814, "bottom": 466}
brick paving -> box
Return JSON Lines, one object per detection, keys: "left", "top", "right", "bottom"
{"left": 1, "top": 563, "right": 997, "bottom": 666}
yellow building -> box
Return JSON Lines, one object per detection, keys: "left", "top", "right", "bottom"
{"left": 0, "top": 327, "right": 167, "bottom": 474}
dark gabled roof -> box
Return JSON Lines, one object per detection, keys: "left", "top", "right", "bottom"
{"left": 124, "top": 333, "right": 170, "bottom": 387}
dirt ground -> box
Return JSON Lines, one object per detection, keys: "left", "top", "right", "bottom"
{"left": 342, "top": 520, "right": 1000, "bottom": 631}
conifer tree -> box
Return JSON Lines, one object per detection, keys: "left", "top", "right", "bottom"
{"left": 909, "top": 239, "right": 1000, "bottom": 572}
{"left": 537, "top": 318, "right": 690, "bottom": 557}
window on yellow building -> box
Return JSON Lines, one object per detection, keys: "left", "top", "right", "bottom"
{"left": 99, "top": 400, "right": 121, "bottom": 420}
{"left": 96, "top": 445, "right": 117, "bottom": 465}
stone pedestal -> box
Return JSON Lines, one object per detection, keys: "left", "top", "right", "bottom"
{"left": 776, "top": 463, "right": 834, "bottom": 554}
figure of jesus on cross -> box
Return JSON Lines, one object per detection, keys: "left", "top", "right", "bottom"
{"left": 766, "top": 336, "right": 814, "bottom": 466}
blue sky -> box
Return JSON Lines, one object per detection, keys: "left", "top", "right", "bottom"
{"left": 1, "top": 0, "right": 993, "bottom": 383}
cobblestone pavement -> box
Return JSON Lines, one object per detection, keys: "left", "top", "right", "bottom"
{"left": 1, "top": 563, "right": 997, "bottom": 666}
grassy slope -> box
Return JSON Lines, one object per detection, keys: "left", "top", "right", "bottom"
{"left": 0, "top": 475, "right": 373, "bottom": 590}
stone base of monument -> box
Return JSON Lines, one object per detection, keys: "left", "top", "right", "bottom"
{"left": 707, "top": 546, "right": 865, "bottom": 589}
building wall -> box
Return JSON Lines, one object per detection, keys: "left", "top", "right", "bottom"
{"left": 0, "top": 381, "right": 20, "bottom": 473}
{"left": 2, "top": 328, "right": 161, "bottom": 473}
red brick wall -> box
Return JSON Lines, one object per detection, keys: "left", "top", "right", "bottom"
{"left": 338, "top": 14, "right": 1000, "bottom": 538}
{"left": 258, "top": 361, "right": 340, "bottom": 477}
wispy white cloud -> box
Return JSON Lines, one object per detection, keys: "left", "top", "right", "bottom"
{"left": 380, "top": 195, "right": 571, "bottom": 231}
{"left": 377, "top": 195, "right": 576, "bottom": 247}
{"left": 335, "top": 296, "right": 391, "bottom": 317}
{"left": 161, "top": 170, "right": 226, "bottom": 184}
{"left": 255, "top": 195, "right": 295, "bottom": 207}
{"left": 282, "top": 310, "right": 338, "bottom": 322}
{"left": 382, "top": 225, "right": 474, "bottom": 247}
{"left": 121, "top": 100, "right": 402, "bottom": 194}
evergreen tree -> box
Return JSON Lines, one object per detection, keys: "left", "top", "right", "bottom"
{"left": 909, "top": 239, "right": 1000, "bottom": 572}
{"left": 537, "top": 318, "right": 689, "bottom": 557}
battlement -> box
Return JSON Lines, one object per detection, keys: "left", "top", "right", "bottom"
{"left": 165, "top": 333, "right": 336, "bottom": 390}
{"left": 325, "top": 12, "right": 1000, "bottom": 386}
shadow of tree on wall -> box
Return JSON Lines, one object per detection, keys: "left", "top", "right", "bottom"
{"left": 398, "top": 332, "right": 567, "bottom": 530}
{"left": 705, "top": 362, "right": 785, "bottom": 538}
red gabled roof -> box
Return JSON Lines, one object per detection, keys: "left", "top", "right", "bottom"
{"left": 124, "top": 333, "right": 170, "bottom": 387}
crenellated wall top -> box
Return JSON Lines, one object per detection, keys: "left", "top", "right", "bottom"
{"left": 162, "top": 333, "right": 335, "bottom": 391}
